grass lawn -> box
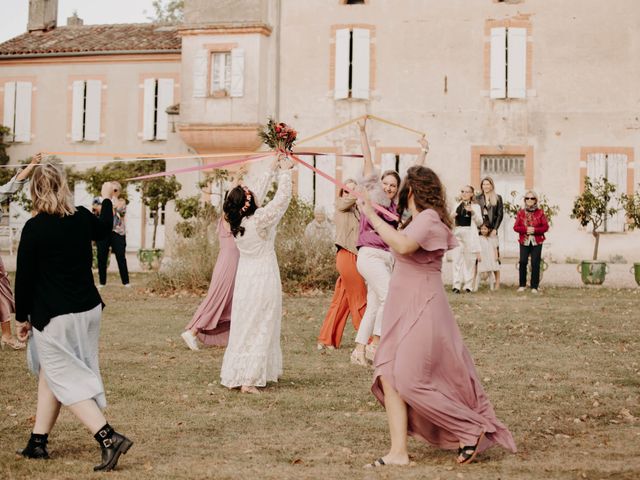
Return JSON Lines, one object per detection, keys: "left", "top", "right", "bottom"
{"left": 1, "top": 274, "right": 639, "bottom": 479}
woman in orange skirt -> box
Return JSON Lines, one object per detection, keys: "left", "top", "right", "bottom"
{"left": 317, "top": 179, "right": 367, "bottom": 350}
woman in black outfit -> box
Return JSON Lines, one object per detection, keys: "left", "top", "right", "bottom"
{"left": 15, "top": 162, "right": 132, "bottom": 471}
{"left": 475, "top": 177, "right": 504, "bottom": 289}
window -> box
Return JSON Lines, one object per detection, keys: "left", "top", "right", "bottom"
{"left": 192, "top": 48, "right": 244, "bottom": 98}
{"left": 143, "top": 78, "right": 174, "bottom": 141}
{"left": 210, "top": 52, "right": 231, "bottom": 96}
{"left": 380, "top": 153, "right": 417, "bottom": 179}
{"left": 490, "top": 27, "right": 527, "bottom": 99}
{"left": 297, "top": 154, "right": 337, "bottom": 215}
{"left": 334, "top": 28, "right": 370, "bottom": 100}
{"left": 586, "top": 153, "right": 628, "bottom": 232}
{"left": 2, "top": 81, "right": 32, "bottom": 142}
{"left": 71, "top": 80, "right": 101, "bottom": 142}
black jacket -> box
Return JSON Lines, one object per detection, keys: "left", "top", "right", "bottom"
{"left": 15, "top": 200, "right": 113, "bottom": 330}
{"left": 475, "top": 194, "right": 504, "bottom": 231}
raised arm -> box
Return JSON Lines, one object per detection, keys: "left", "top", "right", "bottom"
{"left": 0, "top": 154, "right": 40, "bottom": 202}
{"left": 247, "top": 157, "right": 278, "bottom": 205}
{"left": 415, "top": 136, "right": 429, "bottom": 166}
{"left": 253, "top": 158, "right": 294, "bottom": 232}
{"left": 358, "top": 119, "right": 374, "bottom": 177}
{"left": 90, "top": 182, "right": 115, "bottom": 241}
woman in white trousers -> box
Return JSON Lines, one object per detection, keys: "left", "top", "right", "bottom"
{"left": 451, "top": 186, "right": 482, "bottom": 293}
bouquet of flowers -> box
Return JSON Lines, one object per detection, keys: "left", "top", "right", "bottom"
{"left": 258, "top": 119, "right": 297, "bottom": 152}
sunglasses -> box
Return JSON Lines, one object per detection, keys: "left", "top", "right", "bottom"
{"left": 525, "top": 197, "right": 536, "bottom": 200}
{"left": 460, "top": 190, "right": 472, "bottom": 194}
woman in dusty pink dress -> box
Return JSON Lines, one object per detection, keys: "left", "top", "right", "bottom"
{"left": 359, "top": 165, "right": 516, "bottom": 467}
{"left": 181, "top": 164, "right": 276, "bottom": 350}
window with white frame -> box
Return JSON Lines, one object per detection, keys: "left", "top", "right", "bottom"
{"left": 334, "top": 28, "right": 371, "bottom": 100}
{"left": 490, "top": 27, "right": 527, "bottom": 99}
{"left": 192, "top": 48, "right": 244, "bottom": 98}
{"left": 71, "top": 80, "right": 102, "bottom": 142}
{"left": 297, "top": 154, "right": 337, "bottom": 215}
{"left": 2, "top": 81, "right": 32, "bottom": 142}
{"left": 380, "top": 153, "right": 416, "bottom": 179}
{"left": 143, "top": 78, "right": 174, "bottom": 141}
{"left": 586, "top": 153, "right": 628, "bottom": 232}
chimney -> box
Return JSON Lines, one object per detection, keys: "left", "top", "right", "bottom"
{"left": 28, "top": 0, "right": 58, "bottom": 32}
{"left": 67, "top": 12, "right": 84, "bottom": 26}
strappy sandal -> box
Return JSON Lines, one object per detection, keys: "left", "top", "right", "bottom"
{"left": 350, "top": 349, "right": 367, "bottom": 366}
{"left": 457, "top": 432, "right": 484, "bottom": 465}
{"left": 365, "top": 457, "right": 385, "bottom": 468}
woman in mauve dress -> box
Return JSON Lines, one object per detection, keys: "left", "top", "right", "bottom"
{"left": 181, "top": 164, "right": 276, "bottom": 350}
{"left": 358, "top": 165, "right": 516, "bottom": 467}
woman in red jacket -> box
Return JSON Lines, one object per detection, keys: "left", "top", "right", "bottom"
{"left": 513, "top": 191, "right": 549, "bottom": 293}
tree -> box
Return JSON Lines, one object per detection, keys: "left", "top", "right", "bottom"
{"left": 621, "top": 187, "right": 640, "bottom": 231}
{"left": 147, "top": 0, "right": 184, "bottom": 24}
{"left": 570, "top": 176, "right": 619, "bottom": 261}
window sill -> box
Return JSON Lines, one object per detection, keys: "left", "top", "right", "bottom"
{"left": 209, "top": 90, "right": 230, "bottom": 99}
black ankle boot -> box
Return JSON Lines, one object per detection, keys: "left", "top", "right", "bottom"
{"left": 93, "top": 424, "right": 133, "bottom": 472}
{"left": 18, "top": 433, "right": 50, "bottom": 459}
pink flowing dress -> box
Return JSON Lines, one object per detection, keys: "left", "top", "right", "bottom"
{"left": 372, "top": 209, "right": 517, "bottom": 454}
{"left": 185, "top": 218, "right": 239, "bottom": 346}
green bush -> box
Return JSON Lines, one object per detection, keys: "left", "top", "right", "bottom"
{"left": 148, "top": 194, "right": 338, "bottom": 294}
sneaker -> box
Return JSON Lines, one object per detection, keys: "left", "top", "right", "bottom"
{"left": 97, "top": 284, "right": 105, "bottom": 290}
{"left": 452, "top": 288, "right": 461, "bottom": 294}
{"left": 464, "top": 288, "right": 472, "bottom": 293}
{"left": 123, "top": 283, "right": 131, "bottom": 288}
{"left": 530, "top": 288, "right": 538, "bottom": 294}
{"left": 517, "top": 287, "right": 526, "bottom": 292}
{"left": 181, "top": 331, "right": 199, "bottom": 351}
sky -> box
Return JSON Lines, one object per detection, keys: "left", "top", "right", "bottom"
{"left": 1, "top": 0, "right": 158, "bottom": 43}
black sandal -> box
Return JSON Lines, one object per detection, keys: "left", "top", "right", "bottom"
{"left": 367, "top": 458, "right": 386, "bottom": 468}
{"left": 457, "top": 432, "right": 484, "bottom": 465}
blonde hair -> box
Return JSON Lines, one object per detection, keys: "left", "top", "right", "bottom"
{"left": 480, "top": 176, "right": 499, "bottom": 207}
{"left": 30, "top": 162, "right": 76, "bottom": 217}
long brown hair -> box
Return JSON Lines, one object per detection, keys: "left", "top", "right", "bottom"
{"left": 30, "top": 162, "right": 76, "bottom": 217}
{"left": 480, "top": 176, "right": 498, "bottom": 206}
{"left": 398, "top": 166, "right": 452, "bottom": 229}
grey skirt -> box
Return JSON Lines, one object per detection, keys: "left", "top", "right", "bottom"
{"left": 27, "top": 304, "right": 106, "bottom": 409}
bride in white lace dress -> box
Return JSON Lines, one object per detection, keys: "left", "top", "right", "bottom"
{"left": 220, "top": 156, "right": 294, "bottom": 393}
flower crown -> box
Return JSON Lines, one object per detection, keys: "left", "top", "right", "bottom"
{"left": 240, "top": 186, "right": 252, "bottom": 213}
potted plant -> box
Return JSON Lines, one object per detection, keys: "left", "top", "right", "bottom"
{"left": 570, "top": 176, "right": 619, "bottom": 285}
{"left": 621, "top": 187, "right": 640, "bottom": 286}
{"left": 504, "top": 191, "right": 559, "bottom": 283}
{"left": 136, "top": 162, "right": 181, "bottom": 271}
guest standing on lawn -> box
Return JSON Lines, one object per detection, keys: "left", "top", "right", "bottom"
{"left": 451, "top": 186, "right": 482, "bottom": 293}
{"left": 181, "top": 164, "right": 276, "bottom": 350}
{"left": 96, "top": 182, "right": 130, "bottom": 288}
{"left": 513, "top": 190, "right": 549, "bottom": 293}
{"left": 15, "top": 163, "right": 132, "bottom": 471}
{"left": 316, "top": 179, "right": 367, "bottom": 350}
{"left": 0, "top": 154, "right": 40, "bottom": 351}
{"left": 476, "top": 177, "right": 504, "bottom": 289}
{"left": 359, "top": 165, "right": 516, "bottom": 467}
{"left": 219, "top": 155, "right": 294, "bottom": 394}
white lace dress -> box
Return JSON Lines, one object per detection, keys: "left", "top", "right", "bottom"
{"left": 220, "top": 169, "right": 292, "bottom": 388}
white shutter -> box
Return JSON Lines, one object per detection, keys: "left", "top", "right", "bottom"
{"left": 507, "top": 27, "right": 527, "bottom": 99}
{"left": 193, "top": 50, "right": 207, "bottom": 98}
{"left": 334, "top": 29, "right": 350, "bottom": 100}
{"left": 398, "top": 154, "right": 415, "bottom": 179}
{"left": 14, "top": 82, "right": 32, "bottom": 142}
{"left": 230, "top": 48, "right": 245, "bottom": 97}
{"left": 142, "top": 78, "right": 156, "bottom": 141}
{"left": 71, "top": 80, "right": 85, "bottom": 142}
{"left": 156, "top": 78, "right": 174, "bottom": 140}
{"left": 587, "top": 153, "right": 606, "bottom": 182}
{"left": 315, "top": 154, "right": 337, "bottom": 216}
{"left": 351, "top": 28, "right": 370, "bottom": 100}
{"left": 607, "top": 154, "right": 627, "bottom": 232}
{"left": 381, "top": 153, "right": 396, "bottom": 173}
{"left": 3, "top": 82, "right": 16, "bottom": 141}
{"left": 490, "top": 27, "right": 507, "bottom": 99}
{"left": 297, "top": 155, "right": 315, "bottom": 204}
{"left": 84, "top": 80, "right": 101, "bottom": 141}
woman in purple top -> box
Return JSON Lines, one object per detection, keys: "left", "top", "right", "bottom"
{"left": 350, "top": 119, "right": 429, "bottom": 365}
{"left": 360, "top": 166, "right": 516, "bottom": 468}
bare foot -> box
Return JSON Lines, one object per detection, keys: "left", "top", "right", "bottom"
{"left": 240, "top": 385, "right": 260, "bottom": 394}
{"left": 364, "top": 453, "right": 410, "bottom": 468}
